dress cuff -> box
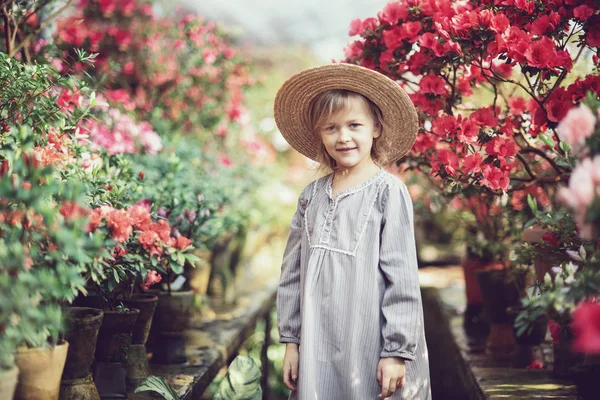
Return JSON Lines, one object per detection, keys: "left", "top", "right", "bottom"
{"left": 380, "top": 349, "right": 416, "bottom": 361}
{"left": 279, "top": 336, "right": 300, "bottom": 345}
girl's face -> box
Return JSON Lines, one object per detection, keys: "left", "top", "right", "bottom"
{"left": 318, "top": 95, "right": 381, "bottom": 172}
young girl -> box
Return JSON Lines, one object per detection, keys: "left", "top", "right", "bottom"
{"left": 274, "top": 63, "right": 431, "bottom": 400}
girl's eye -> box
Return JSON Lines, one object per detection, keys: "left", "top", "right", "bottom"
{"left": 350, "top": 123, "right": 361, "bottom": 128}
{"left": 325, "top": 125, "right": 336, "bottom": 131}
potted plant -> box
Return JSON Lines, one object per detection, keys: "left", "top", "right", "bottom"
{"left": 0, "top": 138, "right": 105, "bottom": 399}
{"left": 79, "top": 198, "right": 196, "bottom": 385}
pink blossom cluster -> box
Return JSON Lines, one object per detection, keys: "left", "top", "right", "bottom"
{"left": 81, "top": 108, "right": 162, "bottom": 156}
{"left": 556, "top": 104, "right": 600, "bottom": 239}
{"left": 55, "top": 0, "right": 254, "bottom": 136}
{"left": 558, "top": 155, "right": 600, "bottom": 239}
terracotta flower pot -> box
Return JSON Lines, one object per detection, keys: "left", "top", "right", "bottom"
{"left": 150, "top": 290, "right": 194, "bottom": 364}
{"left": 14, "top": 341, "right": 69, "bottom": 400}
{"left": 61, "top": 307, "right": 104, "bottom": 379}
{"left": 152, "top": 290, "right": 194, "bottom": 333}
{"left": 121, "top": 294, "right": 158, "bottom": 388}
{"left": 121, "top": 294, "right": 157, "bottom": 345}
{"left": 461, "top": 257, "right": 503, "bottom": 337}
{"left": 186, "top": 249, "right": 213, "bottom": 296}
{"left": 507, "top": 306, "right": 548, "bottom": 368}
{"left": 59, "top": 307, "right": 103, "bottom": 400}
{"left": 94, "top": 309, "right": 139, "bottom": 364}
{"left": 522, "top": 225, "right": 570, "bottom": 282}
{"left": 476, "top": 269, "right": 525, "bottom": 358}
{"left": 93, "top": 309, "right": 139, "bottom": 399}
{"left": 0, "top": 366, "right": 19, "bottom": 400}
{"left": 208, "top": 234, "right": 236, "bottom": 306}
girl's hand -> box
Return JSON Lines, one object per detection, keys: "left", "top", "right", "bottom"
{"left": 283, "top": 343, "right": 299, "bottom": 391}
{"left": 377, "top": 357, "right": 406, "bottom": 399}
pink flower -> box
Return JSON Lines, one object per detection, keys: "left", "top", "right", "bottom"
{"left": 573, "top": 5, "right": 594, "bottom": 21}
{"left": 572, "top": 301, "right": 600, "bottom": 354}
{"left": 419, "top": 74, "right": 446, "bottom": 95}
{"left": 557, "top": 104, "right": 596, "bottom": 147}
{"left": 140, "top": 270, "right": 162, "bottom": 291}
{"left": 558, "top": 158, "right": 597, "bottom": 210}
{"left": 219, "top": 154, "right": 233, "bottom": 167}
{"left": 548, "top": 320, "right": 562, "bottom": 344}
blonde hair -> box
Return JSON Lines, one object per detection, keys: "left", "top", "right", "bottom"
{"left": 308, "top": 89, "right": 391, "bottom": 171}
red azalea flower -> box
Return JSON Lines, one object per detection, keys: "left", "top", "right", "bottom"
{"left": 485, "top": 136, "right": 517, "bottom": 158}
{"left": 573, "top": 5, "right": 594, "bottom": 21}
{"left": 530, "top": 13, "right": 560, "bottom": 35}
{"left": 470, "top": 106, "right": 499, "bottom": 127}
{"left": 546, "top": 88, "right": 573, "bottom": 123}
{"left": 457, "top": 119, "right": 479, "bottom": 144}
{"left": 383, "top": 26, "right": 404, "bottom": 49}
{"left": 113, "top": 246, "right": 127, "bottom": 258}
{"left": 490, "top": 14, "right": 509, "bottom": 33}
{"left": 377, "top": 2, "right": 408, "bottom": 25}
{"left": 139, "top": 230, "right": 160, "bottom": 250}
{"left": 349, "top": 18, "right": 362, "bottom": 36}
{"left": 150, "top": 219, "right": 171, "bottom": 242}
{"left": 175, "top": 236, "right": 192, "bottom": 250}
{"left": 128, "top": 205, "right": 152, "bottom": 231}
{"left": 548, "top": 320, "right": 562, "bottom": 344}
{"left": 140, "top": 270, "right": 162, "bottom": 291}
{"left": 419, "top": 74, "right": 447, "bottom": 96}
{"left": 59, "top": 201, "right": 87, "bottom": 220}
{"left": 87, "top": 208, "right": 103, "bottom": 232}
{"left": 106, "top": 209, "right": 133, "bottom": 243}
{"left": 344, "top": 40, "right": 364, "bottom": 59}
{"left": 541, "top": 231, "right": 561, "bottom": 247}
{"left": 526, "top": 360, "right": 544, "bottom": 369}
{"left": 525, "top": 37, "right": 557, "bottom": 69}
{"left": 508, "top": 97, "right": 527, "bottom": 116}
{"left": 463, "top": 152, "right": 484, "bottom": 174}
{"left": 586, "top": 18, "right": 600, "bottom": 47}
{"left": 481, "top": 164, "right": 510, "bottom": 191}
{"left": 572, "top": 301, "right": 600, "bottom": 354}
{"left": 431, "top": 150, "right": 459, "bottom": 177}
{"left": 379, "top": 49, "right": 396, "bottom": 68}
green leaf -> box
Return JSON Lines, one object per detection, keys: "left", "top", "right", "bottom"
{"left": 539, "top": 134, "right": 555, "bottom": 149}
{"left": 559, "top": 141, "right": 570, "bottom": 153}
{"left": 134, "top": 376, "right": 179, "bottom": 400}
{"left": 527, "top": 194, "right": 538, "bottom": 215}
{"left": 524, "top": 218, "right": 536, "bottom": 229}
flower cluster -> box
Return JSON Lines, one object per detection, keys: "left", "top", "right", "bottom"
{"left": 80, "top": 107, "right": 162, "bottom": 156}
{"left": 56, "top": 0, "right": 254, "bottom": 137}
{"left": 345, "top": 0, "right": 599, "bottom": 195}
{"left": 88, "top": 202, "right": 192, "bottom": 259}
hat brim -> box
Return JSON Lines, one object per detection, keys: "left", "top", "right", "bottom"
{"left": 274, "top": 63, "right": 418, "bottom": 165}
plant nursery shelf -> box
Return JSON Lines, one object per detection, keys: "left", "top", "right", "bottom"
{"left": 422, "top": 276, "right": 578, "bottom": 400}
{"left": 129, "top": 277, "right": 278, "bottom": 399}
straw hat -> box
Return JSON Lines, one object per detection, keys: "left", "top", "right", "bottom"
{"left": 274, "top": 63, "right": 418, "bottom": 165}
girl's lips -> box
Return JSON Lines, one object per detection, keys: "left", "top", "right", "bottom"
{"left": 337, "top": 147, "right": 357, "bottom": 153}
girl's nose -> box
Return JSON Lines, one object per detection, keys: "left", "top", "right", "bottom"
{"left": 337, "top": 129, "right": 351, "bottom": 143}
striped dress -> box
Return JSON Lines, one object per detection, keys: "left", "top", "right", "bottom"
{"left": 277, "top": 169, "right": 431, "bottom": 400}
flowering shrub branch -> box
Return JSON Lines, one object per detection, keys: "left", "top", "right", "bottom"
{"left": 345, "top": 0, "right": 598, "bottom": 196}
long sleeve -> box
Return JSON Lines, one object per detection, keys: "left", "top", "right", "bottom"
{"left": 276, "top": 183, "right": 310, "bottom": 345}
{"left": 378, "top": 180, "right": 423, "bottom": 361}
